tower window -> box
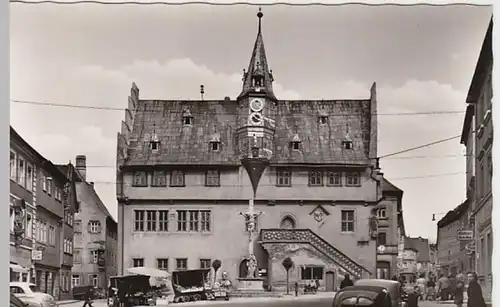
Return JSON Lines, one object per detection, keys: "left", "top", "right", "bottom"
{"left": 318, "top": 116, "right": 328, "bottom": 125}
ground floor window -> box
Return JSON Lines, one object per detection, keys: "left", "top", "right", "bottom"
{"left": 301, "top": 266, "right": 324, "bottom": 280}
{"left": 89, "top": 274, "right": 99, "bottom": 288}
{"left": 72, "top": 275, "right": 81, "bottom": 288}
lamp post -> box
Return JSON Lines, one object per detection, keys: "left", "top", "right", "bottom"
{"left": 239, "top": 136, "right": 269, "bottom": 278}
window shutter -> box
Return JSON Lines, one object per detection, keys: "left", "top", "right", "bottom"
{"left": 87, "top": 222, "right": 92, "bottom": 233}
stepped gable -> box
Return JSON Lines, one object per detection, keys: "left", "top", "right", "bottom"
{"left": 122, "top": 97, "right": 373, "bottom": 166}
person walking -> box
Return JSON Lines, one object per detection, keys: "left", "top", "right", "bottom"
{"left": 416, "top": 273, "right": 426, "bottom": 300}
{"left": 82, "top": 286, "right": 94, "bottom": 307}
{"left": 449, "top": 274, "right": 457, "bottom": 300}
{"left": 436, "top": 274, "right": 450, "bottom": 301}
{"left": 467, "top": 272, "right": 487, "bottom": 307}
{"left": 339, "top": 274, "right": 354, "bottom": 289}
{"left": 454, "top": 279, "right": 465, "bottom": 307}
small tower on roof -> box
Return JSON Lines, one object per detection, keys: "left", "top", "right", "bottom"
{"left": 238, "top": 8, "right": 277, "bottom": 101}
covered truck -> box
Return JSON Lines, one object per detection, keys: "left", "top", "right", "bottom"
{"left": 171, "top": 269, "right": 211, "bottom": 303}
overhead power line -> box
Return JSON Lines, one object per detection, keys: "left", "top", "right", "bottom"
{"left": 11, "top": 99, "right": 466, "bottom": 117}
{"left": 9, "top": 1, "right": 490, "bottom": 6}
{"left": 379, "top": 134, "right": 464, "bottom": 158}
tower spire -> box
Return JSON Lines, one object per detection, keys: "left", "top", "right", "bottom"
{"left": 238, "top": 8, "right": 276, "bottom": 101}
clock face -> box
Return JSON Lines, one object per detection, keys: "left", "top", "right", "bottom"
{"left": 250, "top": 98, "right": 264, "bottom": 112}
{"left": 249, "top": 112, "right": 263, "bottom": 125}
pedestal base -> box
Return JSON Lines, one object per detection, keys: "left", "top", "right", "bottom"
{"left": 237, "top": 278, "right": 264, "bottom": 291}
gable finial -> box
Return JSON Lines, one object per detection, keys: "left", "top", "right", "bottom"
{"left": 257, "top": 7, "right": 263, "bottom": 34}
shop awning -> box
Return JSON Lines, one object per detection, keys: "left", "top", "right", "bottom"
{"left": 10, "top": 263, "right": 29, "bottom": 273}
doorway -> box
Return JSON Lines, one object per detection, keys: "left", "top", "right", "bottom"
{"left": 325, "top": 271, "right": 335, "bottom": 291}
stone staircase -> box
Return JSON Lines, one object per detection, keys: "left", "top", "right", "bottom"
{"left": 260, "top": 229, "right": 370, "bottom": 278}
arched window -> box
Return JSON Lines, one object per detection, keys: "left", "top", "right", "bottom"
{"left": 280, "top": 216, "right": 296, "bottom": 229}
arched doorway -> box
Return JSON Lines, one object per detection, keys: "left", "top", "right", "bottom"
{"left": 239, "top": 259, "right": 248, "bottom": 278}
{"left": 280, "top": 216, "right": 296, "bottom": 229}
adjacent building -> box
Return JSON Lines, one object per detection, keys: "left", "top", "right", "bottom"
{"left": 463, "top": 16, "right": 493, "bottom": 300}
{"left": 72, "top": 155, "right": 118, "bottom": 292}
{"left": 10, "top": 127, "right": 78, "bottom": 300}
{"left": 375, "top": 178, "right": 405, "bottom": 279}
{"left": 436, "top": 200, "right": 472, "bottom": 277}
{"left": 116, "top": 11, "right": 395, "bottom": 291}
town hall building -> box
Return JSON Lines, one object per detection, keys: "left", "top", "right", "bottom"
{"left": 115, "top": 10, "right": 403, "bottom": 291}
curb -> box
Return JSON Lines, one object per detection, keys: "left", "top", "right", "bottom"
{"left": 56, "top": 301, "right": 79, "bottom": 306}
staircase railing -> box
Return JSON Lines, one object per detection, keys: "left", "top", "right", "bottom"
{"left": 260, "top": 228, "right": 369, "bottom": 278}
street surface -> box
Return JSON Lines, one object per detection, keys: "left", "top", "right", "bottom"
{"left": 58, "top": 298, "right": 454, "bottom": 307}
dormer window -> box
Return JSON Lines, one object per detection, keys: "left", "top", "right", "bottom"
{"left": 343, "top": 140, "right": 353, "bottom": 150}
{"left": 182, "top": 108, "right": 193, "bottom": 126}
{"left": 343, "top": 124, "right": 353, "bottom": 149}
{"left": 209, "top": 133, "right": 221, "bottom": 151}
{"left": 290, "top": 133, "right": 301, "bottom": 150}
{"left": 318, "top": 116, "right": 328, "bottom": 125}
{"left": 150, "top": 130, "right": 160, "bottom": 151}
{"left": 183, "top": 116, "right": 193, "bottom": 125}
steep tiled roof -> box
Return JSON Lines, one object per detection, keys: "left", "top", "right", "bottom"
{"left": 381, "top": 177, "right": 403, "bottom": 194}
{"left": 123, "top": 99, "right": 373, "bottom": 166}
{"left": 404, "top": 236, "right": 431, "bottom": 262}
{"left": 437, "top": 199, "right": 470, "bottom": 228}
{"left": 74, "top": 168, "right": 116, "bottom": 223}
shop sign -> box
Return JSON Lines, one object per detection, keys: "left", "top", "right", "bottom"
{"left": 31, "top": 250, "right": 42, "bottom": 261}
{"left": 457, "top": 230, "right": 474, "bottom": 241}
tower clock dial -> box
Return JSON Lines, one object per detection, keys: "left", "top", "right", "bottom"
{"left": 250, "top": 98, "right": 264, "bottom": 112}
{"left": 249, "top": 112, "right": 263, "bottom": 125}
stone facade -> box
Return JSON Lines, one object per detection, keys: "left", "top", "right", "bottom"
{"left": 115, "top": 11, "right": 395, "bottom": 291}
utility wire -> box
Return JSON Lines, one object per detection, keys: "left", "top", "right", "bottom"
{"left": 11, "top": 99, "right": 466, "bottom": 117}
{"left": 379, "top": 135, "right": 465, "bottom": 158}
{"left": 9, "top": 1, "right": 491, "bottom": 6}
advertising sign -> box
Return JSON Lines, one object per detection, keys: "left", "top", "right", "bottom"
{"left": 457, "top": 230, "right": 474, "bottom": 241}
{"left": 31, "top": 250, "right": 42, "bottom": 261}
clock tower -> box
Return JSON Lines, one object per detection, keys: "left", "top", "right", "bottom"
{"left": 237, "top": 9, "right": 277, "bottom": 160}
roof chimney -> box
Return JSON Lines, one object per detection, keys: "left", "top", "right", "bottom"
{"left": 224, "top": 96, "right": 231, "bottom": 101}
{"left": 75, "top": 155, "right": 87, "bottom": 181}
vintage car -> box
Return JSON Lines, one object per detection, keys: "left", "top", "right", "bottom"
{"left": 354, "top": 279, "right": 404, "bottom": 307}
{"left": 10, "top": 282, "right": 56, "bottom": 307}
{"left": 333, "top": 285, "right": 393, "bottom": 307}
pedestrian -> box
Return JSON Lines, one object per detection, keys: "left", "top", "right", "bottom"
{"left": 82, "top": 286, "right": 94, "bottom": 307}
{"left": 340, "top": 274, "right": 353, "bottom": 289}
{"left": 449, "top": 274, "right": 457, "bottom": 300}
{"left": 436, "top": 274, "right": 450, "bottom": 301}
{"left": 466, "top": 272, "right": 487, "bottom": 307}
{"left": 454, "top": 279, "right": 465, "bottom": 307}
{"left": 416, "top": 273, "right": 426, "bottom": 300}
{"left": 426, "top": 277, "right": 436, "bottom": 300}
{"left": 405, "top": 286, "right": 420, "bottom": 307}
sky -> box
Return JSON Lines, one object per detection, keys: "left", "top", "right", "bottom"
{"left": 9, "top": 3, "right": 492, "bottom": 242}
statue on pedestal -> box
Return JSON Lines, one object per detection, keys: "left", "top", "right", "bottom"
{"left": 246, "top": 254, "right": 258, "bottom": 278}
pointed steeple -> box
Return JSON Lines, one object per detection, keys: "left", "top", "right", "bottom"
{"left": 238, "top": 8, "right": 277, "bottom": 101}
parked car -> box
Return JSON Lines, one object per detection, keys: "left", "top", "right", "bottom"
{"left": 332, "top": 285, "right": 393, "bottom": 307}
{"left": 10, "top": 294, "right": 28, "bottom": 307}
{"left": 10, "top": 282, "right": 56, "bottom": 307}
{"left": 354, "top": 279, "right": 405, "bottom": 307}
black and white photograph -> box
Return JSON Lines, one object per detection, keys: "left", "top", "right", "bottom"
{"left": 7, "top": 1, "right": 495, "bottom": 307}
